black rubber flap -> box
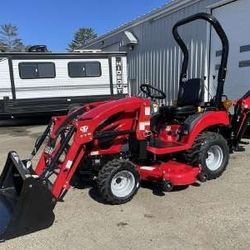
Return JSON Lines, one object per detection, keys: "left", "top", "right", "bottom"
{"left": 0, "top": 151, "right": 56, "bottom": 241}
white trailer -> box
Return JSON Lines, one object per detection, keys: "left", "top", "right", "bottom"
{"left": 0, "top": 51, "right": 128, "bottom": 118}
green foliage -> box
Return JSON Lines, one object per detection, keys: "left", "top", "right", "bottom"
{"left": 0, "top": 23, "right": 24, "bottom": 52}
{"left": 68, "top": 27, "right": 97, "bottom": 51}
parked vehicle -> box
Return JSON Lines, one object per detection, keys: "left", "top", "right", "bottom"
{"left": 0, "top": 13, "right": 249, "bottom": 241}
{"left": 0, "top": 50, "right": 128, "bottom": 119}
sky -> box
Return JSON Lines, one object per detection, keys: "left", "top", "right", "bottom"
{"left": 0, "top": 0, "right": 170, "bottom": 52}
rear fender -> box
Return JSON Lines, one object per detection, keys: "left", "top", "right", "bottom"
{"left": 183, "top": 111, "right": 230, "bottom": 146}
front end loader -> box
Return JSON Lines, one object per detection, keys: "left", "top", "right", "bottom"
{"left": 0, "top": 13, "right": 249, "bottom": 241}
{"left": 0, "top": 152, "right": 55, "bottom": 240}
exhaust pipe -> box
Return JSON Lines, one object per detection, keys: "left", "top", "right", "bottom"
{"left": 0, "top": 151, "right": 56, "bottom": 241}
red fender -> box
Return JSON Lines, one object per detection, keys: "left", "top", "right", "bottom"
{"left": 183, "top": 111, "right": 230, "bottom": 146}
{"left": 147, "top": 111, "right": 230, "bottom": 155}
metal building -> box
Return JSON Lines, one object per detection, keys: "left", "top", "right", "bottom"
{"left": 85, "top": 0, "right": 250, "bottom": 104}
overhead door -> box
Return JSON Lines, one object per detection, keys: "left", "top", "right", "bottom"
{"left": 210, "top": 0, "right": 250, "bottom": 100}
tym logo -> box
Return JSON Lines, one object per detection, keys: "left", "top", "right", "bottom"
{"left": 80, "top": 125, "right": 89, "bottom": 133}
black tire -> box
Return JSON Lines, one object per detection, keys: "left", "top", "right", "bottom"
{"left": 185, "top": 132, "right": 229, "bottom": 180}
{"left": 97, "top": 159, "right": 140, "bottom": 205}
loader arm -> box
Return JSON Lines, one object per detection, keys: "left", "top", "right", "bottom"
{"left": 0, "top": 96, "right": 150, "bottom": 241}
{"left": 34, "top": 97, "right": 150, "bottom": 199}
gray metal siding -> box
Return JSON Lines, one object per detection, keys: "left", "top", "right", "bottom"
{"left": 87, "top": 0, "right": 222, "bottom": 104}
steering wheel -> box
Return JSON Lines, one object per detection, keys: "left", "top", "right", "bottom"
{"left": 140, "top": 84, "right": 166, "bottom": 100}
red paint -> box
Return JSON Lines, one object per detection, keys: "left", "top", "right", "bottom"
{"left": 138, "top": 161, "right": 200, "bottom": 186}
{"left": 147, "top": 111, "right": 229, "bottom": 155}
{"left": 33, "top": 91, "right": 250, "bottom": 199}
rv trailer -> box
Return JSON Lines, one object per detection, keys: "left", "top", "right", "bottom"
{"left": 0, "top": 50, "right": 127, "bottom": 119}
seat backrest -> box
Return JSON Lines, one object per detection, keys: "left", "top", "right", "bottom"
{"left": 177, "top": 78, "right": 204, "bottom": 106}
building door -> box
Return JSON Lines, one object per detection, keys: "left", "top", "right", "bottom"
{"left": 210, "top": 0, "right": 250, "bottom": 100}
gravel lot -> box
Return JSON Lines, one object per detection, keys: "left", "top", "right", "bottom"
{"left": 0, "top": 125, "right": 250, "bottom": 250}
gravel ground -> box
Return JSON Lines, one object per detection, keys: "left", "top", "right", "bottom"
{"left": 0, "top": 125, "right": 249, "bottom": 250}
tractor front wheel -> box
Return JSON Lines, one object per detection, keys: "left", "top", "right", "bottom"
{"left": 97, "top": 159, "right": 140, "bottom": 205}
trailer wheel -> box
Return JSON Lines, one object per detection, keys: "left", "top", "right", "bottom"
{"left": 186, "top": 132, "right": 229, "bottom": 180}
{"left": 97, "top": 159, "right": 140, "bottom": 205}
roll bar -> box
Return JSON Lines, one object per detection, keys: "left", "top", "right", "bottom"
{"left": 172, "top": 13, "right": 229, "bottom": 107}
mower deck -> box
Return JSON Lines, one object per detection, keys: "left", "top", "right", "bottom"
{"left": 139, "top": 161, "right": 200, "bottom": 186}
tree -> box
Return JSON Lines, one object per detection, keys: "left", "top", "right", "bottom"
{"left": 0, "top": 43, "right": 5, "bottom": 52}
{"left": 0, "top": 24, "right": 24, "bottom": 52}
{"left": 68, "top": 27, "right": 97, "bottom": 51}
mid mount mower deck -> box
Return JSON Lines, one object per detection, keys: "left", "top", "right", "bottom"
{"left": 0, "top": 13, "right": 250, "bottom": 241}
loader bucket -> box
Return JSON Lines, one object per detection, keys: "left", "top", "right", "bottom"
{"left": 0, "top": 151, "right": 56, "bottom": 241}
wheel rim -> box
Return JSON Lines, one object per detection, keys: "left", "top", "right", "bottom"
{"left": 111, "top": 170, "right": 136, "bottom": 198}
{"left": 205, "top": 145, "right": 224, "bottom": 171}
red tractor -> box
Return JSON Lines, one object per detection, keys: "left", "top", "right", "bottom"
{"left": 0, "top": 13, "right": 249, "bottom": 241}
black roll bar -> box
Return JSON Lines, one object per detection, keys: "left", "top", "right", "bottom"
{"left": 172, "top": 13, "right": 229, "bottom": 107}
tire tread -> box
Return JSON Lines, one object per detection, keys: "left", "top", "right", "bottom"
{"left": 97, "top": 159, "right": 139, "bottom": 205}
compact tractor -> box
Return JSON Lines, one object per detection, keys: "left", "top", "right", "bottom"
{"left": 0, "top": 13, "right": 250, "bottom": 241}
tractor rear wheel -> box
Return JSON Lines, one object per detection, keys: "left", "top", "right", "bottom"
{"left": 97, "top": 159, "right": 140, "bottom": 205}
{"left": 185, "top": 132, "right": 229, "bottom": 180}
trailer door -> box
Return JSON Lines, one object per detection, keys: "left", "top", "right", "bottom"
{"left": 0, "top": 58, "right": 13, "bottom": 99}
{"left": 209, "top": 0, "right": 250, "bottom": 100}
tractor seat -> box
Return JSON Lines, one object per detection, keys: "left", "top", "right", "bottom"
{"left": 160, "top": 78, "right": 204, "bottom": 117}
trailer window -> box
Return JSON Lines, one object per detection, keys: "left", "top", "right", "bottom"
{"left": 19, "top": 62, "right": 56, "bottom": 79}
{"left": 68, "top": 62, "right": 101, "bottom": 78}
